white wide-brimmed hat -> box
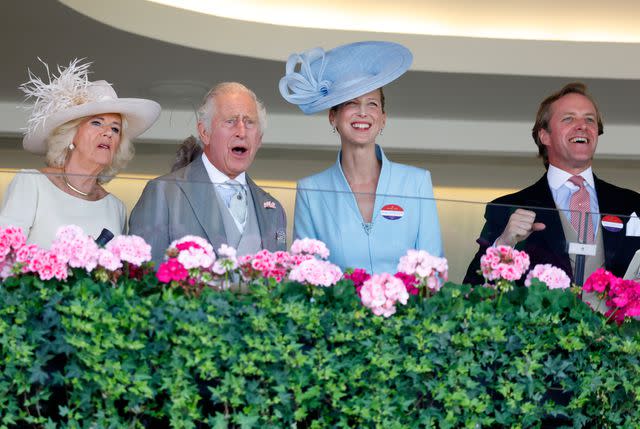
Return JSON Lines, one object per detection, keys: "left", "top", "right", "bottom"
{"left": 279, "top": 41, "right": 413, "bottom": 114}
{"left": 20, "top": 59, "right": 161, "bottom": 154}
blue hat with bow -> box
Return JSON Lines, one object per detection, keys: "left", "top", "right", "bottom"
{"left": 279, "top": 41, "right": 413, "bottom": 114}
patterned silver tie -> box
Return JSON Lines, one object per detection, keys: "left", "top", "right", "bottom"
{"left": 225, "top": 179, "right": 247, "bottom": 226}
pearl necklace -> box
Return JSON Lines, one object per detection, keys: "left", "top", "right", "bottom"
{"left": 62, "top": 169, "right": 90, "bottom": 197}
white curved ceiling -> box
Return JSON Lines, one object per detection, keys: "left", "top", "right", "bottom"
{"left": 148, "top": 0, "right": 640, "bottom": 43}
{"left": 60, "top": 0, "right": 640, "bottom": 79}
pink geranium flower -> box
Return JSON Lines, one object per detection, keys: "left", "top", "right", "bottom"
{"left": 397, "top": 249, "right": 448, "bottom": 294}
{"left": 583, "top": 268, "right": 614, "bottom": 294}
{"left": 97, "top": 249, "right": 123, "bottom": 271}
{"left": 288, "top": 258, "right": 343, "bottom": 287}
{"left": 170, "top": 235, "right": 215, "bottom": 269}
{"left": 583, "top": 268, "right": 640, "bottom": 324}
{"left": 480, "top": 245, "right": 530, "bottom": 283}
{"left": 360, "top": 273, "right": 409, "bottom": 317}
{"left": 211, "top": 244, "right": 239, "bottom": 275}
{"left": 50, "top": 225, "right": 99, "bottom": 272}
{"left": 29, "top": 249, "right": 68, "bottom": 281}
{"left": 105, "top": 235, "right": 151, "bottom": 266}
{"left": 394, "top": 272, "right": 420, "bottom": 296}
{"left": 290, "top": 238, "right": 330, "bottom": 259}
{"left": 524, "top": 264, "right": 571, "bottom": 289}
{"left": 344, "top": 268, "right": 371, "bottom": 295}
{"left": 156, "top": 258, "right": 189, "bottom": 283}
{"left": 0, "top": 226, "right": 31, "bottom": 278}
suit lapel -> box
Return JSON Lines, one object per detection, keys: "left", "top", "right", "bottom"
{"left": 177, "top": 157, "right": 227, "bottom": 249}
{"left": 528, "top": 175, "right": 566, "bottom": 252}
{"left": 248, "top": 177, "right": 275, "bottom": 250}
{"left": 595, "top": 176, "right": 623, "bottom": 268}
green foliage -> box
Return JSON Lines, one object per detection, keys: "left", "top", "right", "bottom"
{"left": 2, "top": 276, "right": 640, "bottom": 428}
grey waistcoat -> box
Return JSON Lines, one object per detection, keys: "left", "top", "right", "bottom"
{"left": 558, "top": 210, "right": 606, "bottom": 313}
{"left": 214, "top": 187, "right": 262, "bottom": 256}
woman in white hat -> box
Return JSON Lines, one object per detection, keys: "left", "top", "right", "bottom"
{"left": 0, "top": 60, "right": 160, "bottom": 248}
{"left": 280, "top": 41, "right": 443, "bottom": 274}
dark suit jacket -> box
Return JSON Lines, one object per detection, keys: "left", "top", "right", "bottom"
{"left": 128, "top": 157, "right": 287, "bottom": 263}
{"left": 464, "top": 174, "right": 640, "bottom": 285}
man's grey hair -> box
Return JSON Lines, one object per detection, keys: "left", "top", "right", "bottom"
{"left": 196, "top": 82, "right": 267, "bottom": 134}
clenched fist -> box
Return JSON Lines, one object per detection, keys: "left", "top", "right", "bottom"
{"left": 495, "top": 208, "right": 546, "bottom": 247}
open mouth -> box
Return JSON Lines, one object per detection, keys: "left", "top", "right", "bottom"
{"left": 570, "top": 137, "right": 588, "bottom": 144}
{"left": 232, "top": 145, "right": 248, "bottom": 155}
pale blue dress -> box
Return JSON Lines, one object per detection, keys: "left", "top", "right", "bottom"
{"left": 294, "top": 145, "right": 443, "bottom": 273}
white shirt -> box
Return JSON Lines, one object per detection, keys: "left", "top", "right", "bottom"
{"left": 201, "top": 153, "right": 247, "bottom": 186}
{"left": 201, "top": 153, "right": 247, "bottom": 232}
{"left": 546, "top": 164, "right": 600, "bottom": 236}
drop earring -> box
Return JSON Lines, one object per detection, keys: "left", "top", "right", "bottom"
{"left": 379, "top": 128, "right": 384, "bottom": 136}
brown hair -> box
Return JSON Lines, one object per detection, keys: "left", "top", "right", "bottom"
{"left": 532, "top": 82, "right": 603, "bottom": 169}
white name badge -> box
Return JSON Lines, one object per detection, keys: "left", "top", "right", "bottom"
{"left": 568, "top": 242, "right": 597, "bottom": 256}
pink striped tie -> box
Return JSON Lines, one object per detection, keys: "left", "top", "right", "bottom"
{"left": 568, "top": 175, "right": 594, "bottom": 243}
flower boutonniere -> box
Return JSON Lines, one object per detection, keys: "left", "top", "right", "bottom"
{"left": 263, "top": 201, "right": 276, "bottom": 209}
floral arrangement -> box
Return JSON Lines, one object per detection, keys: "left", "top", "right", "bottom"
{"left": 480, "top": 245, "right": 530, "bottom": 292}
{"left": 0, "top": 225, "right": 152, "bottom": 283}
{"left": 156, "top": 237, "right": 342, "bottom": 294}
{"left": 4, "top": 224, "right": 633, "bottom": 325}
{"left": 583, "top": 268, "right": 640, "bottom": 324}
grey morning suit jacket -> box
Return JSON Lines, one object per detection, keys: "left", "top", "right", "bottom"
{"left": 128, "top": 156, "right": 287, "bottom": 263}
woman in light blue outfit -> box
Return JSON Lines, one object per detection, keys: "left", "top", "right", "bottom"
{"left": 280, "top": 41, "right": 443, "bottom": 273}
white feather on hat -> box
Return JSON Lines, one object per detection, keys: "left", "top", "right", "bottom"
{"left": 20, "top": 58, "right": 161, "bottom": 154}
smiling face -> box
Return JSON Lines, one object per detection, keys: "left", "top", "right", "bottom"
{"left": 70, "top": 113, "right": 122, "bottom": 169}
{"left": 329, "top": 89, "right": 386, "bottom": 146}
{"left": 538, "top": 93, "right": 599, "bottom": 174}
{"left": 198, "top": 90, "right": 262, "bottom": 179}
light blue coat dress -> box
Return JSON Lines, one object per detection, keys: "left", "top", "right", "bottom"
{"left": 294, "top": 145, "right": 443, "bottom": 274}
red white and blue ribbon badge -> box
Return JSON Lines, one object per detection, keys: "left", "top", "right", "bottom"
{"left": 381, "top": 204, "right": 404, "bottom": 220}
{"left": 602, "top": 215, "right": 623, "bottom": 232}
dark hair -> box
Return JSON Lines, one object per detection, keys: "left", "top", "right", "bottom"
{"left": 171, "top": 135, "right": 202, "bottom": 172}
{"left": 330, "top": 87, "right": 386, "bottom": 114}
{"left": 532, "top": 82, "right": 603, "bottom": 169}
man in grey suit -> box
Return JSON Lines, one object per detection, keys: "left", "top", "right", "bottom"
{"left": 129, "top": 82, "right": 287, "bottom": 263}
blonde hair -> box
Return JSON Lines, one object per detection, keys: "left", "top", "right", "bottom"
{"left": 45, "top": 115, "right": 134, "bottom": 183}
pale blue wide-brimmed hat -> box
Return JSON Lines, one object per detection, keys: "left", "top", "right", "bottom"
{"left": 279, "top": 41, "right": 413, "bottom": 115}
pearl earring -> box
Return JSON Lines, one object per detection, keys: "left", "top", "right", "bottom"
{"left": 379, "top": 128, "right": 384, "bottom": 136}
{"left": 68, "top": 143, "right": 75, "bottom": 150}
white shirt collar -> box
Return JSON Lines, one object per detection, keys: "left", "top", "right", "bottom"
{"left": 201, "top": 153, "right": 246, "bottom": 185}
{"left": 547, "top": 164, "right": 594, "bottom": 190}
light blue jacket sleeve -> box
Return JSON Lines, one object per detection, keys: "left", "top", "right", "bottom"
{"left": 293, "top": 181, "right": 318, "bottom": 240}
{"left": 417, "top": 170, "right": 444, "bottom": 257}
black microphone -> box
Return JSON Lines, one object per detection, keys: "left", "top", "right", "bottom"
{"left": 95, "top": 228, "right": 114, "bottom": 246}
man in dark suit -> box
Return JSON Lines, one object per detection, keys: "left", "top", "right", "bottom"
{"left": 129, "top": 82, "right": 286, "bottom": 263}
{"left": 465, "top": 83, "right": 640, "bottom": 285}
